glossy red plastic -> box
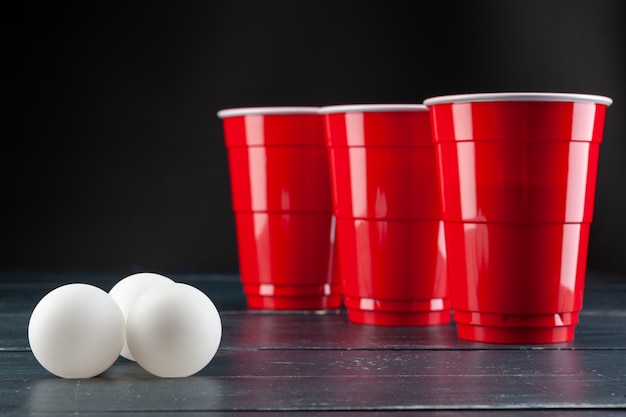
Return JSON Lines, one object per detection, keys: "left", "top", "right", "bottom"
{"left": 227, "top": 146, "right": 332, "bottom": 212}
{"left": 328, "top": 146, "right": 440, "bottom": 219}
{"left": 235, "top": 212, "right": 341, "bottom": 309}
{"left": 435, "top": 135, "right": 601, "bottom": 224}
{"left": 446, "top": 222, "right": 589, "bottom": 328}
{"left": 338, "top": 218, "right": 449, "bottom": 325}
{"left": 426, "top": 93, "right": 612, "bottom": 343}
{"left": 321, "top": 105, "right": 450, "bottom": 325}
{"left": 221, "top": 109, "right": 327, "bottom": 147}
{"left": 219, "top": 108, "right": 339, "bottom": 310}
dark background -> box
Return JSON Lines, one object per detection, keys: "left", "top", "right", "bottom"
{"left": 4, "top": 0, "right": 625, "bottom": 277}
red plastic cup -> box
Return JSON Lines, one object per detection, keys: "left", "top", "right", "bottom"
{"left": 321, "top": 104, "right": 450, "bottom": 326}
{"left": 218, "top": 107, "right": 341, "bottom": 309}
{"left": 425, "top": 92, "right": 613, "bottom": 343}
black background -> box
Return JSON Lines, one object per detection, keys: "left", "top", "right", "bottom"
{"left": 4, "top": 0, "right": 625, "bottom": 277}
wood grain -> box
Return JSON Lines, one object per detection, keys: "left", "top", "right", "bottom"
{"left": 1, "top": 270, "right": 624, "bottom": 415}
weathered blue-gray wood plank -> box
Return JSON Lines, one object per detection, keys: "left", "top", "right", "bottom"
{"left": 1, "top": 350, "right": 625, "bottom": 413}
{"left": 1, "top": 270, "right": 625, "bottom": 415}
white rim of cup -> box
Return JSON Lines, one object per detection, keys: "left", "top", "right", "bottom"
{"left": 217, "top": 107, "right": 320, "bottom": 118}
{"left": 318, "top": 104, "right": 428, "bottom": 114}
{"left": 423, "top": 92, "right": 613, "bottom": 107}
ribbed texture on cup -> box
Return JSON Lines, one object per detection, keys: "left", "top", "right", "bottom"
{"left": 220, "top": 112, "right": 338, "bottom": 310}
{"left": 427, "top": 97, "right": 609, "bottom": 343}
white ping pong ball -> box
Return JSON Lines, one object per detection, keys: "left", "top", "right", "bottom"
{"left": 109, "top": 272, "right": 175, "bottom": 361}
{"left": 28, "top": 283, "right": 125, "bottom": 379}
{"left": 126, "top": 283, "right": 222, "bottom": 378}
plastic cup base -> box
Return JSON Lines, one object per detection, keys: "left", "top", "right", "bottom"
{"left": 453, "top": 310, "right": 578, "bottom": 344}
{"left": 347, "top": 309, "right": 451, "bottom": 326}
{"left": 246, "top": 294, "right": 342, "bottom": 310}
{"left": 456, "top": 323, "right": 576, "bottom": 344}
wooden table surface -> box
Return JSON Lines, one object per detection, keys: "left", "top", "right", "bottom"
{"left": 1, "top": 270, "right": 625, "bottom": 416}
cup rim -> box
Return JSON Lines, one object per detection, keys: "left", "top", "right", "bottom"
{"left": 318, "top": 104, "right": 428, "bottom": 114}
{"left": 217, "top": 106, "right": 320, "bottom": 118}
{"left": 423, "top": 92, "right": 613, "bottom": 107}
